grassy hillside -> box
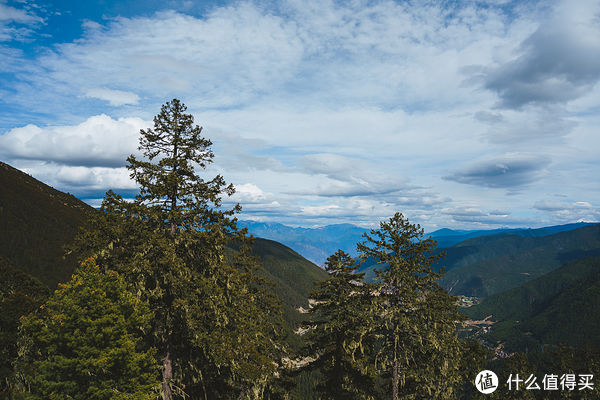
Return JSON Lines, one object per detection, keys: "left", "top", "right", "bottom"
{"left": 465, "top": 256, "right": 600, "bottom": 352}
{"left": 0, "top": 161, "right": 93, "bottom": 287}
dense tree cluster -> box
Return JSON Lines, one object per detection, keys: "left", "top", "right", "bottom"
{"left": 300, "top": 214, "right": 465, "bottom": 399}
{"left": 17, "top": 258, "right": 158, "bottom": 400}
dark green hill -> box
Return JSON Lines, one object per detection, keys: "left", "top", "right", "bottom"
{"left": 250, "top": 238, "right": 328, "bottom": 328}
{"left": 357, "top": 225, "right": 600, "bottom": 297}
{"left": 464, "top": 256, "right": 600, "bottom": 352}
{"left": 439, "top": 225, "right": 600, "bottom": 296}
{"left": 0, "top": 161, "right": 93, "bottom": 287}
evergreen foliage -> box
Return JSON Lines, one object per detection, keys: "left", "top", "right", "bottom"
{"left": 466, "top": 256, "right": 600, "bottom": 352}
{"left": 358, "top": 213, "right": 464, "bottom": 400}
{"left": 0, "top": 258, "right": 50, "bottom": 397}
{"left": 302, "top": 250, "right": 376, "bottom": 399}
{"left": 249, "top": 238, "right": 328, "bottom": 335}
{"left": 16, "top": 258, "right": 158, "bottom": 400}
{"left": 71, "top": 99, "right": 287, "bottom": 399}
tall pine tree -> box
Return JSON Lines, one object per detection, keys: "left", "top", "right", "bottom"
{"left": 302, "top": 250, "right": 377, "bottom": 400}
{"left": 72, "top": 99, "right": 286, "bottom": 399}
{"left": 358, "top": 213, "right": 464, "bottom": 400}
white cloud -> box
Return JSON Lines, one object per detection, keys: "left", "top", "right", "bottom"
{"left": 15, "top": 162, "right": 137, "bottom": 193}
{"left": 85, "top": 88, "right": 140, "bottom": 106}
{"left": 232, "top": 183, "right": 268, "bottom": 203}
{"left": 30, "top": 6, "right": 304, "bottom": 110}
{"left": 0, "top": 2, "right": 43, "bottom": 41}
{"left": 0, "top": 114, "right": 146, "bottom": 167}
{"left": 534, "top": 200, "right": 600, "bottom": 222}
{"left": 5, "top": 0, "right": 528, "bottom": 117}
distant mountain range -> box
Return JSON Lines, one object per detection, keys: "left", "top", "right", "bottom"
{"left": 357, "top": 224, "right": 600, "bottom": 296}
{"left": 238, "top": 221, "right": 369, "bottom": 266}
{"left": 438, "top": 225, "right": 600, "bottom": 296}
{"left": 427, "top": 223, "right": 598, "bottom": 248}
{"left": 240, "top": 219, "right": 598, "bottom": 266}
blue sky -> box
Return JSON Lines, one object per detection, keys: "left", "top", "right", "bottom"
{"left": 1, "top": 0, "right": 599, "bottom": 229}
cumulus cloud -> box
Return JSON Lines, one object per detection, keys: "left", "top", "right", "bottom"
{"left": 480, "top": 0, "right": 600, "bottom": 109}
{"left": 0, "top": 114, "right": 146, "bottom": 167}
{"left": 14, "top": 161, "right": 137, "bottom": 193}
{"left": 443, "top": 153, "right": 550, "bottom": 188}
{"left": 85, "top": 88, "right": 140, "bottom": 106}
{"left": 231, "top": 183, "right": 269, "bottom": 203}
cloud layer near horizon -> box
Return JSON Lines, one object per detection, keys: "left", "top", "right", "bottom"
{"left": 0, "top": 0, "right": 599, "bottom": 229}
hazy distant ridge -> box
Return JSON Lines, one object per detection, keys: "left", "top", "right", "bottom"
{"left": 240, "top": 220, "right": 598, "bottom": 266}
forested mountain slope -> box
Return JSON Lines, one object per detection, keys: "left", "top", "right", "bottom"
{"left": 250, "top": 238, "right": 328, "bottom": 328}
{"left": 439, "top": 225, "right": 600, "bottom": 296}
{"left": 465, "top": 256, "right": 600, "bottom": 352}
{"left": 429, "top": 222, "right": 596, "bottom": 248}
{"left": 358, "top": 224, "right": 600, "bottom": 297}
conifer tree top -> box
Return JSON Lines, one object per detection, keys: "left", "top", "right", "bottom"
{"left": 126, "top": 99, "right": 237, "bottom": 232}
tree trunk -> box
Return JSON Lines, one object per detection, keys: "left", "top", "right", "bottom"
{"left": 392, "top": 326, "right": 399, "bottom": 400}
{"left": 335, "top": 336, "right": 343, "bottom": 396}
{"left": 170, "top": 138, "right": 178, "bottom": 236}
{"left": 392, "top": 358, "right": 399, "bottom": 400}
{"left": 162, "top": 350, "right": 174, "bottom": 400}
{"left": 199, "top": 368, "right": 208, "bottom": 400}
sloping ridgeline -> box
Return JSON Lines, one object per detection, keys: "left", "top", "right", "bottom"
{"left": 0, "top": 161, "right": 93, "bottom": 287}
{"left": 358, "top": 223, "right": 600, "bottom": 294}
{"left": 0, "top": 161, "right": 327, "bottom": 332}
{"left": 250, "top": 238, "right": 328, "bottom": 334}
{"left": 240, "top": 220, "right": 369, "bottom": 266}
{"left": 438, "top": 225, "right": 600, "bottom": 297}
{"left": 464, "top": 256, "right": 600, "bottom": 352}
{"left": 428, "top": 222, "right": 596, "bottom": 248}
